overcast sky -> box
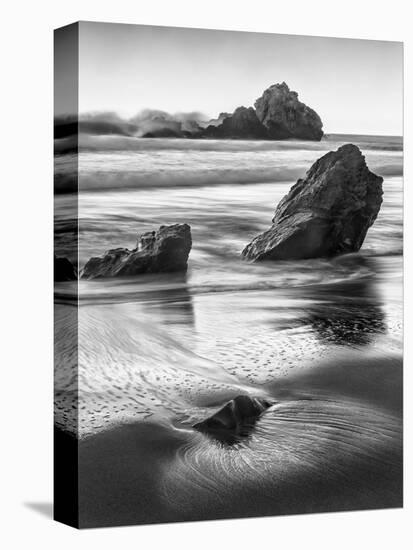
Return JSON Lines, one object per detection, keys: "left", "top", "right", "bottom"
{"left": 74, "top": 21, "right": 402, "bottom": 135}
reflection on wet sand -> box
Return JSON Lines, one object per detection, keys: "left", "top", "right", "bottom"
{"left": 137, "top": 273, "right": 195, "bottom": 328}
{"left": 302, "top": 272, "right": 386, "bottom": 346}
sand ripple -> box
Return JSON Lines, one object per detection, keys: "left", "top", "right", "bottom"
{"left": 161, "top": 398, "right": 402, "bottom": 519}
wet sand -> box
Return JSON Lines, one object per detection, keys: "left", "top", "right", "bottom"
{"left": 77, "top": 422, "right": 187, "bottom": 527}
{"left": 77, "top": 353, "right": 402, "bottom": 528}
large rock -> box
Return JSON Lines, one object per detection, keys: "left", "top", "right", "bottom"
{"left": 202, "top": 107, "right": 268, "bottom": 139}
{"left": 54, "top": 255, "right": 77, "bottom": 282}
{"left": 193, "top": 395, "right": 272, "bottom": 445}
{"left": 254, "top": 82, "right": 323, "bottom": 140}
{"left": 242, "top": 144, "right": 383, "bottom": 262}
{"left": 81, "top": 224, "right": 192, "bottom": 280}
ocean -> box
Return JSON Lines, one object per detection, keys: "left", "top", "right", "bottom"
{"left": 54, "top": 134, "right": 403, "bottom": 523}
{"left": 55, "top": 133, "right": 403, "bottom": 435}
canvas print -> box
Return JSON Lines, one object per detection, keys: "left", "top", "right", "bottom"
{"left": 54, "top": 22, "right": 403, "bottom": 528}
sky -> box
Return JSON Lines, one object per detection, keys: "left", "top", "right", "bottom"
{"left": 65, "top": 21, "right": 402, "bottom": 135}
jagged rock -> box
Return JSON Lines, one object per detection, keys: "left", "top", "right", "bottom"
{"left": 81, "top": 224, "right": 192, "bottom": 280}
{"left": 203, "top": 112, "right": 231, "bottom": 128}
{"left": 54, "top": 255, "right": 77, "bottom": 282}
{"left": 254, "top": 82, "right": 323, "bottom": 140}
{"left": 242, "top": 144, "right": 383, "bottom": 262}
{"left": 193, "top": 395, "right": 272, "bottom": 445}
{"left": 202, "top": 107, "right": 268, "bottom": 139}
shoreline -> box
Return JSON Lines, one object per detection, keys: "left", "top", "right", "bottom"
{"left": 70, "top": 351, "right": 403, "bottom": 528}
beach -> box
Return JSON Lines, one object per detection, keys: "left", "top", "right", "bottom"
{"left": 54, "top": 134, "right": 403, "bottom": 526}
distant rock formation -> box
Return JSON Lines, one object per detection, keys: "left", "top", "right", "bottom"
{"left": 55, "top": 83, "right": 323, "bottom": 142}
{"left": 254, "top": 82, "right": 323, "bottom": 140}
{"left": 198, "top": 82, "right": 323, "bottom": 141}
{"left": 242, "top": 144, "right": 383, "bottom": 262}
{"left": 54, "top": 255, "right": 77, "bottom": 282}
{"left": 203, "top": 112, "right": 231, "bottom": 127}
{"left": 193, "top": 395, "right": 272, "bottom": 445}
{"left": 81, "top": 224, "right": 192, "bottom": 280}
{"left": 202, "top": 107, "right": 268, "bottom": 139}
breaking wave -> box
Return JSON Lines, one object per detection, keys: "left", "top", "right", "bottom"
{"left": 54, "top": 134, "right": 402, "bottom": 194}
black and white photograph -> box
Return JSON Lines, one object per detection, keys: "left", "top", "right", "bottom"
{"left": 52, "top": 21, "right": 404, "bottom": 529}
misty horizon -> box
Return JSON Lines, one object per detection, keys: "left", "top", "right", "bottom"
{"left": 54, "top": 22, "right": 404, "bottom": 136}
{"left": 55, "top": 107, "right": 403, "bottom": 138}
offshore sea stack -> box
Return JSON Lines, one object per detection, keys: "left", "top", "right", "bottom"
{"left": 242, "top": 144, "right": 383, "bottom": 262}
{"left": 254, "top": 82, "right": 323, "bottom": 140}
{"left": 201, "top": 82, "right": 323, "bottom": 141}
{"left": 81, "top": 224, "right": 192, "bottom": 279}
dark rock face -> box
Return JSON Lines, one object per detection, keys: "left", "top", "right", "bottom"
{"left": 193, "top": 395, "right": 272, "bottom": 445}
{"left": 54, "top": 255, "right": 77, "bottom": 282}
{"left": 254, "top": 82, "right": 323, "bottom": 141}
{"left": 203, "top": 107, "right": 268, "bottom": 139}
{"left": 198, "top": 83, "right": 323, "bottom": 141}
{"left": 242, "top": 144, "right": 383, "bottom": 262}
{"left": 81, "top": 224, "right": 192, "bottom": 280}
{"left": 203, "top": 112, "right": 231, "bottom": 128}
